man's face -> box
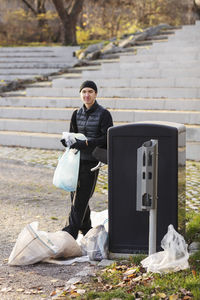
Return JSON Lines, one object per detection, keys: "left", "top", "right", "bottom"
{"left": 80, "top": 87, "right": 97, "bottom": 109}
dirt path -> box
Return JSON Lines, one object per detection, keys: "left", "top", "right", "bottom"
{"left": 0, "top": 158, "right": 107, "bottom": 299}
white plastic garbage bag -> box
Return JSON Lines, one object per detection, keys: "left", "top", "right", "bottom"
{"left": 53, "top": 148, "right": 80, "bottom": 192}
{"left": 53, "top": 133, "right": 86, "bottom": 192}
{"left": 141, "top": 224, "right": 189, "bottom": 273}
{"left": 91, "top": 210, "right": 108, "bottom": 232}
{"left": 8, "top": 222, "right": 82, "bottom": 266}
{"left": 80, "top": 225, "right": 108, "bottom": 261}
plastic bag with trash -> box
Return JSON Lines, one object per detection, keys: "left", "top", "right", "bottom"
{"left": 141, "top": 224, "right": 189, "bottom": 273}
{"left": 8, "top": 222, "right": 82, "bottom": 266}
{"left": 53, "top": 148, "right": 80, "bottom": 192}
{"left": 80, "top": 225, "right": 108, "bottom": 261}
{"left": 53, "top": 133, "right": 86, "bottom": 192}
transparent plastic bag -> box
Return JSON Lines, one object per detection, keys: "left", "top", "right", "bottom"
{"left": 8, "top": 222, "right": 82, "bottom": 266}
{"left": 141, "top": 224, "right": 189, "bottom": 273}
{"left": 80, "top": 225, "right": 108, "bottom": 261}
{"left": 53, "top": 148, "right": 80, "bottom": 192}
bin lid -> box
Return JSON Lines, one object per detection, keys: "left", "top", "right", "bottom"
{"left": 131, "top": 121, "right": 185, "bottom": 133}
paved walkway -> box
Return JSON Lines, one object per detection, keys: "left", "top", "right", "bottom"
{"left": 0, "top": 146, "right": 199, "bottom": 212}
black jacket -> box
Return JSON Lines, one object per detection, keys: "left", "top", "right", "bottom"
{"left": 70, "top": 101, "right": 113, "bottom": 161}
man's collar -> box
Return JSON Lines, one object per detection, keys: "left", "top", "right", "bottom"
{"left": 83, "top": 101, "right": 98, "bottom": 113}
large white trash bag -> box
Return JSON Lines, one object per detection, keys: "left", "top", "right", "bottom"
{"left": 8, "top": 222, "right": 82, "bottom": 266}
{"left": 141, "top": 224, "right": 189, "bottom": 274}
{"left": 80, "top": 225, "right": 108, "bottom": 261}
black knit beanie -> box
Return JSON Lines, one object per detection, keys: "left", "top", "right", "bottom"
{"left": 79, "top": 80, "right": 98, "bottom": 93}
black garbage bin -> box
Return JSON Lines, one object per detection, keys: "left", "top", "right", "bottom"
{"left": 108, "top": 121, "right": 186, "bottom": 255}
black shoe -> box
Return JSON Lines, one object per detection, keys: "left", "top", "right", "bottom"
{"left": 81, "top": 226, "right": 92, "bottom": 236}
{"left": 62, "top": 225, "right": 78, "bottom": 240}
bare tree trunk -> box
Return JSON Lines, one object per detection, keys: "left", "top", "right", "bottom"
{"left": 21, "top": 0, "right": 47, "bottom": 30}
{"left": 52, "top": 0, "right": 84, "bottom": 45}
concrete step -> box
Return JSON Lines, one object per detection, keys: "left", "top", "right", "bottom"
{"left": 0, "top": 118, "right": 70, "bottom": 134}
{"left": 119, "top": 53, "right": 200, "bottom": 62}
{"left": 0, "top": 75, "right": 38, "bottom": 81}
{"left": 169, "top": 31, "right": 200, "bottom": 38}
{"left": 52, "top": 77, "right": 200, "bottom": 89}
{"left": 0, "top": 46, "right": 79, "bottom": 55}
{"left": 100, "top": 61, "right": 200, "bottom": 71}
{"left": 0, "top": 57, "right": 77, "bottom": 62}
{"left": 0, "top": 118, "right": 199, "bottom": 142}
{"left": 0, "top": 130, "right": 198, "bottom": 160}
{"left": 0, "top": 62, "right": 75, "bottom": 69}
{"left": 138, "top": 45, "right": 200, "bottom": 54}
{"left": 25, "top": 86, "right": 200, "bottom": 98}
{"left": 0, "top": 107, "right": 73, "bottom": 120}
{"left": 0, "top": 46, "right": 79, "bottom": 83}
{"left": 0, "top": 106, "right": 200, "bottom": 124}
{"left": 1, "top": 96, "right": 200, "bottom": 111}
{"left": 0, "top": 130, "right": 61, "bottom": 150}
{"left": 0, "top": 68, "right": 65, "bottom": 75}
{"left": 81, "top": 68, "right": 200, "bottom": 79}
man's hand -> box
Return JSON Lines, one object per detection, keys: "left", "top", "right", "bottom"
{"left": 70, "top": 138, "right": 88, "bottom": 150}
{"left": 60, "top": 139, "right": 67, "bottom": 147}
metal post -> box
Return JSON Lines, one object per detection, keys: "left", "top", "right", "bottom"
{"left": 136, "top": 139, "right": 158, "bottom": 255}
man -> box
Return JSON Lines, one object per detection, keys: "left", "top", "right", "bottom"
{"left": 61, "top": 80, "right": 113, "bottom": 239}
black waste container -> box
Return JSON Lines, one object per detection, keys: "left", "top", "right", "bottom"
{"left": 108, "top": 121, "right": 186, "bottom": 255}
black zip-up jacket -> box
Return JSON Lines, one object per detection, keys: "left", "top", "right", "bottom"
{"left": 69, "top": 101, "right": 113, "bottom": 161}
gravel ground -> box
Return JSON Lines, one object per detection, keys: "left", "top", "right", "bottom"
{"left": 0, "top": 146, "right": 199, "bottom": 300}
{"left": 0, "top": 148, "right": 107, "bottom": 300}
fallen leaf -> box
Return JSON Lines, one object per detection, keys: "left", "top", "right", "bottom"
{"left": 131, "top": 275, "right": 142, "bottom": 282}
{"left": 115, "top": 265, "right": 128, "bottom": 271}
{"left": 103, "top": 284, "right": 113, "bottom": 291}
{"left": 70, "top": 290, "right": 80, "bottom": 297}
{"left": 124, "top": 267, "right": 137, "bottom": 276}
{"left": 116, "top": 281, "right": 126, "bottom": 288}
{"left": 157, "top": 292, "right": 167, "bottom": 298}
{"left": 183, "top": 296, "right": 192, "bottom": 300}
{"left": 192, "top": 269, "right": 196, "bottom": 277}
{"left": 64, "top": 284, "right": 77, "bottom": 291}
{"left": 169, "top": 295, "right": 179, "bottom": 300}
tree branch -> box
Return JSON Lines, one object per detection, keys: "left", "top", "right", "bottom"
{"left": 21, "top": 0, "right": 38, "bottom": 15}
{"left": 51, "top": 0, "right": 68, "bottom": 21}
{"left": 70, "top": 0, "right": 84, "bottom": 17}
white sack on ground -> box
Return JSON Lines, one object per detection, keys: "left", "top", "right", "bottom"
{"left": 80, "top": 225, "right": 108, "bottom": 261}
{"left": 141, "top": 224, "right": 189, "bottom": 274}
{"left": 91, "top": 209, "right": 108, "bottom": 231}
{"left": 76, "top": 209, "right": 108, "bottom": 245}
{"left": 8, "top": 222, "right": 82, "bottom": 266}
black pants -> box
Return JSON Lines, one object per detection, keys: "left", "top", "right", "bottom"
{"left": 63, "top": 160, "right": 99, "bottom": 239}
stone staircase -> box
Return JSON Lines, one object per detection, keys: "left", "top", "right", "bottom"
{"left": 0, "top": 46, "right": 79, "bottom": 83}
{"left": 0, "top": 22, "right": 200, "bottom": 160}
